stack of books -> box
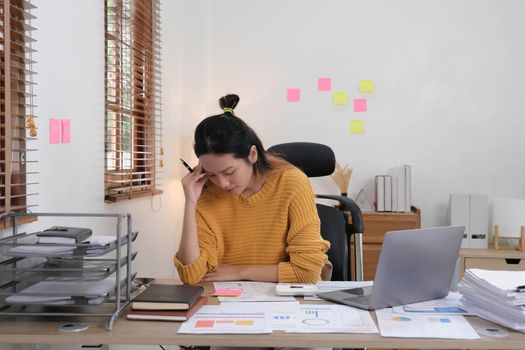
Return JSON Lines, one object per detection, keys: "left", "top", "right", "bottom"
{"left": 458, "top": 268, "right": 525, "bottom": 333}
{"left": 127, "top": 284, "right": 206, "bottom": 321}
{"left": 375, "top": 164, "right": 412, "bottom": 212}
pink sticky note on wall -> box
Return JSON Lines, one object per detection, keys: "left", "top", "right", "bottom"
{"left": 318, "top": 78, "right": 331, "bottom": 91}
{"left": 49, "top": 119, "right": 60, "bottom": 144}
{"left": 287, "top": 88, "right": 300, "bottom": 102}
{"left": 61, "top": 119, "right": 71, "bottom": 143}
{"left": 353, "top": 98, "right": 367, "bottom": 112}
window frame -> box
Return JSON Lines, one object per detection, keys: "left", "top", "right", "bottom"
{"left": 104, "top": 0, "right": 163, "bottom": 202}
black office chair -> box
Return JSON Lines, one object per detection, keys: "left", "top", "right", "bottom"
{"left": 268, "top": 142, "right": 365, "bottom": 281}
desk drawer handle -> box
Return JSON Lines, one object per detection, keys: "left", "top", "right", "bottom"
{"left": 505, "top": 258, "right": 522, "bottom": 265}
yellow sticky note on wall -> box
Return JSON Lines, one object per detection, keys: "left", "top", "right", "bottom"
{"left": 349, "top": 120, "right": 364, "bottom": 134}
{"left": 359, "top": 80, "right": 375, "bottom": 93}
{"left": 332, "top": 92, "right": 348, "bottom": 105}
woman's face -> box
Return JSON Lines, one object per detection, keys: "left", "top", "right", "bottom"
{"left": 199, "top": 149, "right": 256, "bottom": 195}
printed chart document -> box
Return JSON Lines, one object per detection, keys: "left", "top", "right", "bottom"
{"left": 288, "top": 304, "right": 378, "bottom": 333}
{"left": 375, "top": 308, "right": 480, "bottom": 339}
{"left": 178, "top": 303, "right": 272, "bottom": 334}
{"left": 304, "top": 280, "right": 373, "bottom": 301}
{"left": 392, "top": 292, "right": 469, "bottom": 315}
{"left": 204, "top": 301, "right": 300, "bottom": 331}
{"left": 213, "top": 282, "right": 295, "bottom": 302}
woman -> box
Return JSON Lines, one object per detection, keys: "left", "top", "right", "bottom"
{"left": 174, "top": 94, "right": 330, "bottom": 284}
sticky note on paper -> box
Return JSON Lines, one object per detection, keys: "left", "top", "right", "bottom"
{"left": 332, "top": 92, "right": 348, "bottom": 105}
{"left": 49, "top": 119, "right": 60, "bottom": 144}
{"left": 353, "top": 98, "right": 367, "bottom": 112}
{"left": 61, "top": 119, "right": 71, "bottom": 143}
{"left": 287, "top": 88, "right": 300, "bottom": 102}
{"left": 213, "top": 289, "right": 243, "bottom": 297}
{"left": 318, "top": 78, "right": 331, "bottom": 91}
{"left": 359, "top": 80, "right": 375, "bottom": 93}
{"left": 349, "top": 120, "right": 364, "bottom": 134}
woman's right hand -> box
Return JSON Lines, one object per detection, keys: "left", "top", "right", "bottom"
{"left": 181, "top": 164, "right": 208, "bottom": 206}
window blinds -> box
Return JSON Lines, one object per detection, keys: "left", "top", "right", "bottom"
{"left": 104, "top": 0, "right": 163, "bottom": 202}
{"left": 0, "top": 0, "right": 38, "bottom": 223}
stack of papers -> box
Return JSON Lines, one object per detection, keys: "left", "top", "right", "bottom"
{"left": 458, "top": 268, "right": 525, "bottom": 333}
{"left": 5, "top": 273, "right": 119, "bottom": 305}
{"left": 8, "top": 235, "right": 116, "bottom": 257}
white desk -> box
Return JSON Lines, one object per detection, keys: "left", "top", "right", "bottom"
{"left": 0, "top": 282, "right": 523, "bottom": 349}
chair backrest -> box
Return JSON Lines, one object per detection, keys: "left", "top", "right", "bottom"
{"left": 267, "top": 142, "right": 335, "bottom": 177}
{"left": 316, "top": 204, "right": 349, "bottom": 281}
{"left": 268, "top": 142, "right": 358, "bottom": 281}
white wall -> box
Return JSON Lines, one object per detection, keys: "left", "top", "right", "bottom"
{"left": 168, "top": 0, "right": 525, "bottom": 228}
{"left": 15, "top": 0, "right": 186, "bottom": 280}
{"left": 3, "top": 0, "right": 524, "bottom": 280}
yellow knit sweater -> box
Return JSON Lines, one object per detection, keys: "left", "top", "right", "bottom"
{"left": 174, "top": 167, "right": 330, "bottom": 284}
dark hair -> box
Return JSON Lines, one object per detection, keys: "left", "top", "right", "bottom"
{"left": 193, "top": 94, "right": 273, "bottom": 175}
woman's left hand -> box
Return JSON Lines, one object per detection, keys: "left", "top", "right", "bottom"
{"left": 202, "top": 264, "right": 243, "bottom": 282}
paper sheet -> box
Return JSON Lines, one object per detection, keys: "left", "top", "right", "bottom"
{"left": 392, "top": 292, "right": 469, "bottom": 315}
{"left": 375, "top": 308, "right": 480, "bottom": 339}
{"left": 214, "top": 301, "right": 300, "bottom": 331}
{"left": 288, "top": 304, "right": 378, "bottom": 333}
{"left": 178, "top": 303, "right": 272, "bottom": 334}
{"left": 214, "top": 282, "right": 295, "bottom": 302}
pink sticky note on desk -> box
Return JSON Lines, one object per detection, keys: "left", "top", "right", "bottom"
{"left": 318, "top": 78, "right": 331, "bottom": 91}
{"left": 353, "top": 98, "right": 367, "bottom": 112}
{"left": 213, "top": 289, "right": 243, "bottom": 297}
{"left": 287, "top": 88, "right": 300, "bottom": 102}
{"left": 49, "top": 119, "right": 60, "bottom": 144}
{"left": 61, "top": 119, "right": 71, "bottom": 143}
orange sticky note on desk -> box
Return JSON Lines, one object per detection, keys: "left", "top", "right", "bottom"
{"left": 213, "top": 289, "right": 243, "bottom": 297}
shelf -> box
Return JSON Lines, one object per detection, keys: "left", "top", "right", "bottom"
{"left": 0, "top": 212, "right": 135, "bottom": 330}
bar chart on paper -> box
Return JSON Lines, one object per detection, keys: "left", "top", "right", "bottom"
{"left": 178, "top": 304, "right": 272, "bottom": 334}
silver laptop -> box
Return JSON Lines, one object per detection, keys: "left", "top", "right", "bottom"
{"left": 317, "top": 226, "right": 464, "bottom": 310}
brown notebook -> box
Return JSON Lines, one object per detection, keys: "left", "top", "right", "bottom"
{"left": 131, "top": 284, "right": 204, "bottom": 310}
{"left": 127, "top": 296, "right": 207, "bottom": 321}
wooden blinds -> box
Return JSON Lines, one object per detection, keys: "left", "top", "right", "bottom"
{"left": 104, "top": 0, "right": 163, "bottom": 202}
{"left": 0, "top": 0, "right": 38, "bottom": 219}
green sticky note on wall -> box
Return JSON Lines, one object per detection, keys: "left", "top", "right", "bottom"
{"left": 332, "top": 92, "right": 348, "bottom": 105}
{"left": 359, "top": 80, "right": 375, "bottom": 93}
{"left": 349, "top": 120, "right": 364, "bottom": 134}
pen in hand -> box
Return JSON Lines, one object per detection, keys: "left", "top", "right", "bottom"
{"left": 180, "top": 158, "right": 208, "bottom": 188}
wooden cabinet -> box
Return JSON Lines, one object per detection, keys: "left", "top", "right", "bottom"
{"left": 459, "top": 248, "right": 525, "bottom": 277}
{"left": 350, "top": 207, "right": 421, "bottom": 281}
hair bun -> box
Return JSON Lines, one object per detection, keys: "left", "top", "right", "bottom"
{"left": 219, "top": 94, "right": 240, "bottom": 113}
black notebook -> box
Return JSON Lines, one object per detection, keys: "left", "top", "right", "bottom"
{"left": 131, "top": 284, "right": 204, "bottom": 311}
{"left": 37, "top": 226, "right": 92, "bottom": 244}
